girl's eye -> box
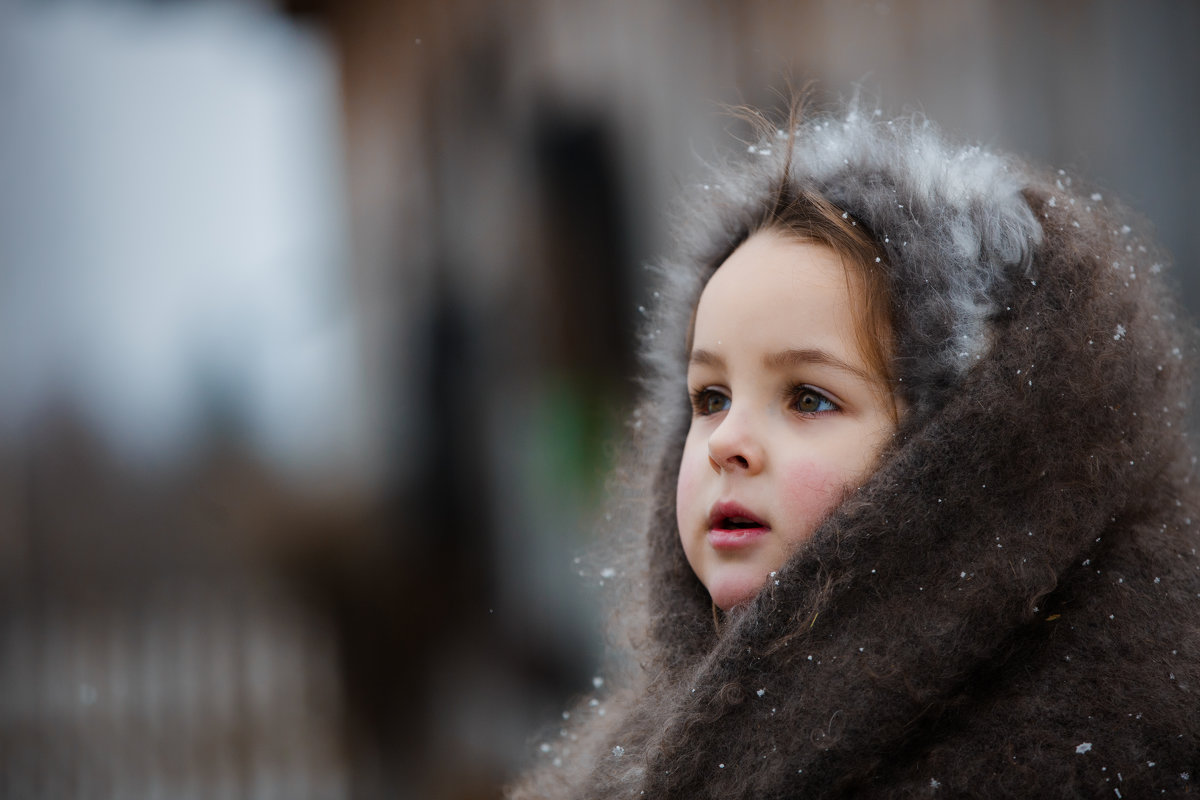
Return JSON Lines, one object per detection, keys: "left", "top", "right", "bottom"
{"left": 691, "top": 388, "right": 730, "bottom": 416}
{"left": 792, "top": 387, "right": 838, "bottom": 414}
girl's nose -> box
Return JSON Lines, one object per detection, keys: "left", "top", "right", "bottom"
{"left": 707, "top": 407, "right": 765, "bottom": 475}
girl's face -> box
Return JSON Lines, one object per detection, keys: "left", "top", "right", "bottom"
{"left": 676, "top": 230, "right": 898, "bottom": 611}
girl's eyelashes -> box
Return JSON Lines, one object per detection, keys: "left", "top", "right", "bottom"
{"left": 689, "top": 387, "right": 730, "bottom": 416}
{"left": 788, "top": 384, "right": 839, "bottom": 415}
{"left": 688, "top": 385, "right": 839, "bottom": 416}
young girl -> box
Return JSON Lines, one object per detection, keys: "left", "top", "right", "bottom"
{"left": 510, "top": 102, "right": 1200, "bottom": 797}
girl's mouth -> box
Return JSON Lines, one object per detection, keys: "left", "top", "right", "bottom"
{"left": 708, "top": 502, "right": 769, "bottom": 549}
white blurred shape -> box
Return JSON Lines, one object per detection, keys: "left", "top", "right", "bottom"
{"left": 0, "top": 1, "right": 367, "bottom": 487}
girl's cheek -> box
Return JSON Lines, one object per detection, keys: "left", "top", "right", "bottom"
{"left": 780, "top": 459, "right": 848, "bottom": 525}
{"left": 675, "top": 443, "right": 705, "bottom": 525}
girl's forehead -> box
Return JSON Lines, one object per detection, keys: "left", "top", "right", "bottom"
{"left": 691, "top": 232, "right": 866, "bottom": 364}
{"left": 703, "top": 232, "right": 854, "bottom": 297}
{"left": 697, "top": 234, "right": 858, "bottom": 317}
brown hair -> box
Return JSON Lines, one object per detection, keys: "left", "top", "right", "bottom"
{"left": 687, "top": 104, "right": 898, "bottom": 411}
{"left": 758, "top": 189, "right": 895, "bottom": 393}
{"left": 684, "top": 186, "right": 898, "bottom": 415}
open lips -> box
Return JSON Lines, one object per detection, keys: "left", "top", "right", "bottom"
{"left": 707, "top": 502, "right": 770, "bottom": 550}
{"left": 709, "top": 500, "right": 768, "bottom": 530}
{"left": 718, "top": 515, "right": 764, "bottom": 530}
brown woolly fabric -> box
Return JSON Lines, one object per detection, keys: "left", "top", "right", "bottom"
{"left": 509, "top": 107, "right": 1200, "bottom": 798}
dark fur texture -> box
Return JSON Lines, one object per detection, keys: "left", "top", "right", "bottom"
{"left": 509, "top": 106, "right": 1200, "bottom": 798}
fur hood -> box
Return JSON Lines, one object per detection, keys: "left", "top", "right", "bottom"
{"left": 510, "top": 106, "right": 1200, "bottom": 798}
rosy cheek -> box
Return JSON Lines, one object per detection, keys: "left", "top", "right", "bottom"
{"left": 779, "top": 460, "right": 848, "bottom": 542}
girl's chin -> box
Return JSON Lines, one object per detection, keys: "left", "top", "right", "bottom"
{"left": 707, "top": 571, "right": 771, "bottom": 612}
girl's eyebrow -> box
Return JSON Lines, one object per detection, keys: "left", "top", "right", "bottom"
{"left": 764, "top": 348, "right": 871, "bottom": 380}
{"left": 688, "top": 347, "right": 870, "bottom": 381}
{"left": 688, "top": 348, "right": 725, "bottom": 368}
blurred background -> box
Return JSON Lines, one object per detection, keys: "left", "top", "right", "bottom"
{"left": 1, "top": 0, "right": 1197, "bottom": 797}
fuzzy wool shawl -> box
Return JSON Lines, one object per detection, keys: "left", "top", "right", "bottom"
{"left": 510, "top": 109, "right": 1200, "bottom": 798}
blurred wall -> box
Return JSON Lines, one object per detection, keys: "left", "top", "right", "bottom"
{"left": 1, "top": 1, "right": 1197, "bottom": 799}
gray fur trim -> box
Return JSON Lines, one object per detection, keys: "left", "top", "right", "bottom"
{"left": 645, "top": 106, "right": 1043, "bottom": 422}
